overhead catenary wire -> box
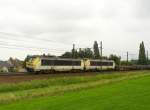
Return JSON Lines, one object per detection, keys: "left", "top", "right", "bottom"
{"left": 0, "top": 42, "right": 67, "bottom": 54}
{"left": 0, "top": 31, "right": 143, "bottom": 60}
{"left": 0, "top": 31, "right": 91, "bottom": 54}
{"left": 0, "top": 32, "right": 72, "bottom": 46}
{"left": 0, "top": 31, "right": 93, "bottom": 48}
{"left": 0, "top": 37, "right": 70, "bottom": 52}
{"left": 0, "top": 45, "right": 65, "bottom": 55}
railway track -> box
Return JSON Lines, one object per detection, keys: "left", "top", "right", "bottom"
{"left": 0, "top": 72, "right": 28, "bottom": 76}
{"left": 0, "top": 66, "right": 148, "bottom": 77}
{"left": 0, "top": 70, "right": 117, "bottom": 76}
{"left": 0, "top": 72, "right": 102, "bottom": 84}
{"left": 0, "top": 71, "right": 104, "bottom": 77}
{"left": 0, "top": 70, "right": 147, "bottom": 84}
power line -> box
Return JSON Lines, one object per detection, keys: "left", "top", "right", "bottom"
{"left": 0, "top": 45, "right": 64, "bottom": 55}
{"left": 0, "top": 40, "right": 72, "bottom": 51}
{"left": 0, "top": 39, "right": 68, "bottom": 51}
{"left": 0, "top": 32, "right": 143, "bottom": 60}
{"left": 0, "top": 42, "right": 67, "bottom": 53}
{"left": 0, "top": 32, "right": 72, "bottom": 46}
{"left": 0, "top": 31, "right": 93, "bottom": 48}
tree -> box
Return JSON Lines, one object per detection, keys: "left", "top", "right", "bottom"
{"left": 77, "top": 48, "right": 94, "bottom": 58}
{"left": 60, "top": 52, "right": 72, "bottom": 58}
{"left": 93, "top": 41, "right": 100, "bottom": 59}
{"left": 74, "top": 50, "right": 79, "bottom": 58}
{"left": 83, "top": 48, "right": 94, "bottom": 58}
{"left": 109, "top": 54, "right": 121, "bottom": 66}
{"left": 78, "top": 48, "right": 85, "bottom": 58}
{"left": 138, "top": 41, "right": 147, "bottom": 65}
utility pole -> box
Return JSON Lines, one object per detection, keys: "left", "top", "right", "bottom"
{"left": 127, "top": 51, "right": 129, "bottom": 63}
{"left": 147, "top": 50, "right": 149, "bottom": 61}
{"left": 100, "top": 41, "right": 103, "bottom": 71}
{"left": 72, "top": 44, "right": 75, "bottom": 58}
{"left": 72, "top": 44, "right": 75, "bottom": 69}
{"left": 100, "top": 41, "right": 103, "bottom": 59}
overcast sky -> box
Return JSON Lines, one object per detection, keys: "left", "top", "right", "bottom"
{"left": 0, "top": 0, "right": 150, "bottom": 60}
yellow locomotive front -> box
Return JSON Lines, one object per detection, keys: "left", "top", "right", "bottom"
{"left": 26, "top": 57, "right": 41, "bottom": 72}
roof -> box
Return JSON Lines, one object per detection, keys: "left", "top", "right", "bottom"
{"left": 0, "top": 61, "right": 13, "bottom": 68}
{"left": 37, "top": 57, "right": 114, "bottom": 62}
{"left": 88, "top": 59, "right": 114, "bottom": 62}
{"left": 40, "top": 57, "right": 82, "bottom": 61}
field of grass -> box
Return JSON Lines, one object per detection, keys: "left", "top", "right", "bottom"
{"left": 0, "top": 71, "right": 150, "bottom": 110}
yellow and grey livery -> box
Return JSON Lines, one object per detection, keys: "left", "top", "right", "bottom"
{"left": 26, "top": 57, "right": 115, "bottom": 73}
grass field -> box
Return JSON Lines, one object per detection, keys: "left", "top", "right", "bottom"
{"left": 0, "top": 71, "right": 150, "bottom": 110}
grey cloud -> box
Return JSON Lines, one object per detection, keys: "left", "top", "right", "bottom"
{"left": 136, "top": 0, "right": 150, "bottom": 18}
{"left": 0, "top": 0, "right": 149, "bottom": 60}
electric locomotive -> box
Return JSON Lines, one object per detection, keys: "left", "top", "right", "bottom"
{"left": 26, "top": 56, "right": 115, "bottom": 73}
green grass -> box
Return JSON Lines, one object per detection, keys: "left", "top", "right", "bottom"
{"left": 0, "top": 71, "right": 150, "bottom": 110}
{"left": 0, "top": 71, "right": 147, "bottom": 93}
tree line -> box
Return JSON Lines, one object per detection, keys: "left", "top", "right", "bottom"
{"left": 60, "top": 41, "right": 120, "bottom": 64}
{"left": 61, "top": 41, "right": 101, "bottom": 59}
{"left": 24, "top": 41, "right": 149, "bottom": 67}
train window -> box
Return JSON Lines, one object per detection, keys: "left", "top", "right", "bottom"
{"left": 54, "top": 60, "right": 81, "bottom": 66}
{"left": 72, "top": 61, "right": 81, "bottom": 66}
{"left": 97, "top": 61, "right": 102, "bottom": 66}
{"left": 90, "top": 61, "right": 113, "bottom": 66}
{"left": 101, "top": 62, "right": 113, "bottom": 66}
{"left": 108, "top": 62, "right": 113, "bottom": 66}
{"left": 41, "top": 60, "right": 54, "bottom": 66}
{"left": 54, "top": 60, "right": 71, "bottom": 66}
{"left": 90, "top": 61, "right": 97, "bottom": 66}
{"left": 102, "top": 62, "right": 113, "bottom": 66}
{"left": 102, "top": 62, "right": 107, "bottom": 66}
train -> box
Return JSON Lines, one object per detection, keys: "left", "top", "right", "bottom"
{"left": 117, "top": 65, "right": 150, "bottom": 71}
{"left": 26, "top": 57, "right": 115, "bottom": 73}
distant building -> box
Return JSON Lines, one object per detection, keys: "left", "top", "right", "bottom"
{"left": 1, "top": 67, "right": 9, "bottom": 72}
{"left": 0, "top": 61, "right": 13, "bottom": 72}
